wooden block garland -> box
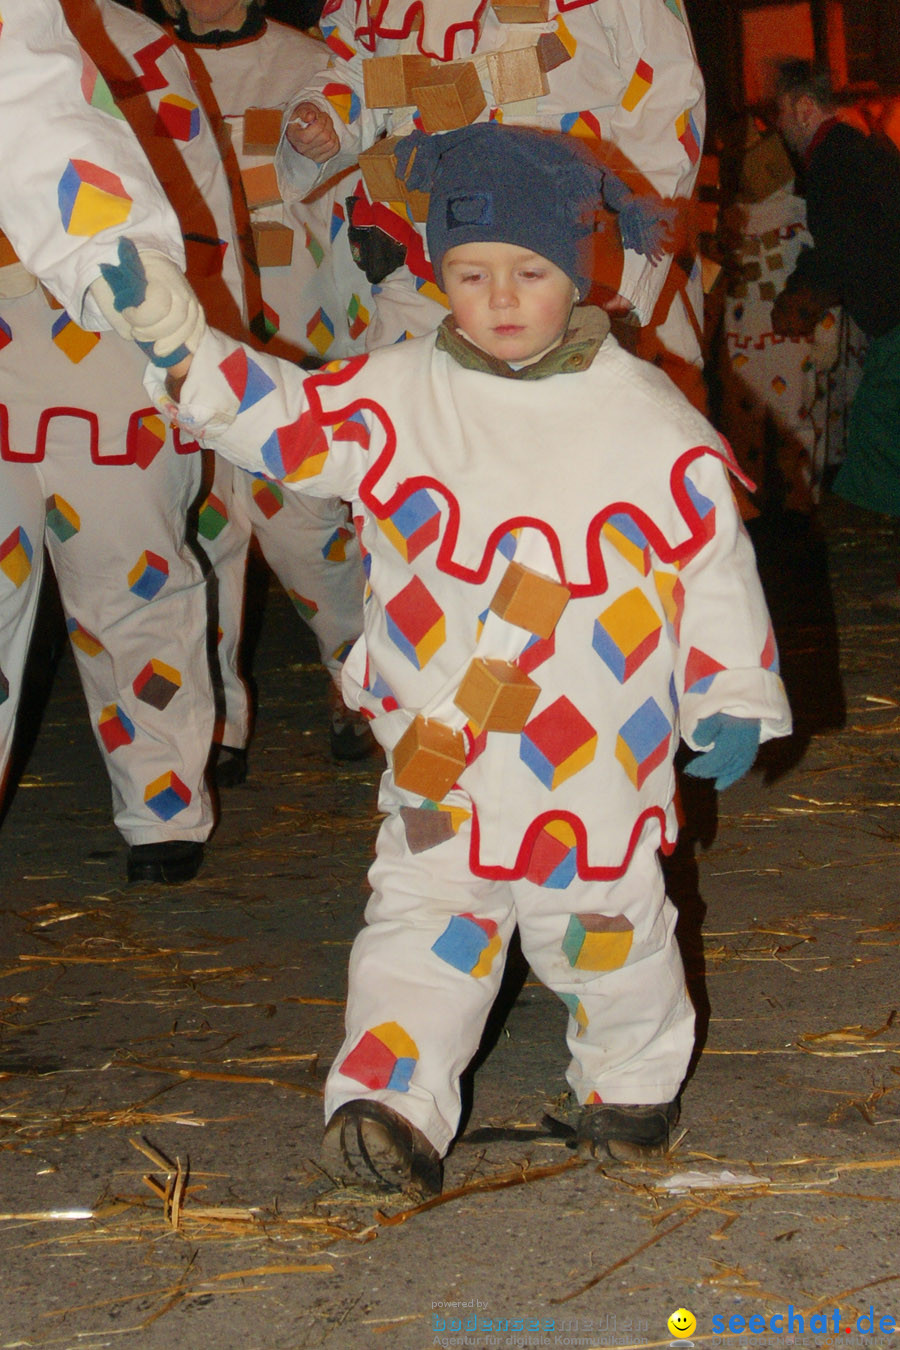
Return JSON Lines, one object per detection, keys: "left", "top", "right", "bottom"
{"left": 411, "top": 62, "right": 485, "bottom": 133}
{"left": 486, "top": 46, "right": 548, "bottom": 104}
{"left": 489, "top": 561, "right": 570, "bottom": 638}
{"left": 392, "top": 715, "right": 467, "bottom": 799}
{"left": 454, "top": 658, "right": 540, "bottom": 733}
{"left": 363, "top": 54, "right": 434, "bottom": 107}
{"left": 241, "top": 162, "right": 281, "bottom": 209}
{"left": 242, "top": 107, "right": 283, "bottom": 157}
{"left": 251, "top": 220, "right": 294, "bottom": 267}
{"left": 359, "top": 136, "right": 431, "bottom": 220}
{"left": 491, "top": 0, "right": 550, "bottom": 21}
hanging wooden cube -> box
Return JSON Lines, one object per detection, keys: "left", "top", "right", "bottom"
{"left": 392, "top": 716, "right": 467, "bottom": 799}
{"left": 358, "top": 136, "right": 430, "bottom": 220}
{"left": 489, "top": 561, "right": 570, "bottom": 638}
{"left": 363, "top": 54, "right": 435, "bottom": 107}
{"left": 242, "top": 107, "right": 283, "bottom": 157}
{"left": 491, "top": 0, "right": 550, "bottom": 21}
{"left": 252, "top": 220, "right": 294, "bottom": 267}
{"left": 411, "top": 62, "right": 486, "bottom": 133}
{"left": 241, "top": 162, "right": 281, "bottom": 209}
{"left": 454, "top": 658, "right": 541, "bottom": 733}
{"left": 487, "top": 46, "right": 549, "bottom": 104}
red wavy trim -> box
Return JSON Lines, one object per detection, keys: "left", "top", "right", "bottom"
{"left": 469, "top": 805, "right": 676, "bottom": 881}
{"left": 305, "top": 364, "right": 754, "bottom": 594}
{"left": 354, "top": 0, "right": 491, "bottom": 60}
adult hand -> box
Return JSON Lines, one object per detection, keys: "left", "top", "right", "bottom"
{"left": 285, "top": 102, "right": 339, "bottom": 163}
{"left": 683, "top": 713, "right": 761, "bottom": 791}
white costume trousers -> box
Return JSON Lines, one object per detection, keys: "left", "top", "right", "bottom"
{"left": 325, "top": 796, "right": 695, "bottom": 1154}
{"left": 0, "top": 288, "right": 214, "bottom": 844}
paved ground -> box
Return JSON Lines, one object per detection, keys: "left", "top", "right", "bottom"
{"left": 1, "top": 502, "right": 899, "bottom": 1350}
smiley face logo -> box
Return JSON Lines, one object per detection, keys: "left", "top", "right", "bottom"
{"left": 667, "top": 1308, "right": 697, "bottom": 1339}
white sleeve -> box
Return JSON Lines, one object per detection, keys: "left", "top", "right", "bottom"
{"left": 0, "top": 0, "right": 184, "bottom": 327}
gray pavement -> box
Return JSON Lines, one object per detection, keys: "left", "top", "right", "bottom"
{"left": 1, "top": 503, "right": 899, "bottom": 1350}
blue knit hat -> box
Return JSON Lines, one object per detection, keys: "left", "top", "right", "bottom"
{"left": 395, "top": 122, "right": 672, "bottom": 293}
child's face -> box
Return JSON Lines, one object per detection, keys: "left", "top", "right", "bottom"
{"left": 442, "top": 243, "right": 577, "bottom": 365}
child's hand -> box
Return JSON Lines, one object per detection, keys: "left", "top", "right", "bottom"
{"left": 91, "top": 237, "right": 206, "bottom": 367}
{"left": 683, "top": 713, "right": 761, "bottom": 790}
{"left": 285, "top": 102, "right": 339, "bottom": 163}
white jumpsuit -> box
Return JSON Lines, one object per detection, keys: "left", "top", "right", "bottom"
{"left": 170, "top": 17, "right": 372, "bottom": 745}
{"left": 275, "top": 0, "right": 706, "bottom": 376}
{"left": 0, "top": 0, "right": 215, "bottom": 843}
{"left": 721, "top": 182, "right": 864, "bottom": 511}
{"left": 146, "top": 311, "right": 792, "bottom": 1152}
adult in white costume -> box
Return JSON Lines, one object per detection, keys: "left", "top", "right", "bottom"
{"left": 162, "top": 0, "right": 374, "bottom": 767}
{"left": 0, "top": 0, "right": 219, "bottom": 883}
{"left": 720, "top": 123, "right": 863, "bottom": 513}
{"left": 276, "top": 0, "right": 707, "bottom": 395}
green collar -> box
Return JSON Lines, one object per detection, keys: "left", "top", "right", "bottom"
{"left": 435, "top": 306, "right": 611, "bottom": 380}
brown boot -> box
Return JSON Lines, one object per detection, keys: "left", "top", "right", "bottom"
{"left": 322, "top": 1100, "right": 443, "bottom": 1197}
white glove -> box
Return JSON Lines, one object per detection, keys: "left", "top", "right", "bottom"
{"left": 89, "top": 241, "right": 205, "bottom": 365}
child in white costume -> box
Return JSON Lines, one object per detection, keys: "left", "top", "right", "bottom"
{"left": 136, "top": 125, "right": 791, "bottom": 1192}
{"left": 277, "top": 0, "right": 706, "bottom": 386}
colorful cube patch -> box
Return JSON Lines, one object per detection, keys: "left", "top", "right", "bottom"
{"left": 615, "top": 697, "right": 671, "bottom": 789}
{"left": 385, "top": 576, "right": 445, "bottom": 669}
{"left": 58, "top": 159, "right": 132, "bottom": 236}
{"left": 601, "top": 513, "right": 651, "bottom": 575}
{"left": 378, "top": 489, "right": 441, "bottom": 562}
{"left": 133, "top": 658, "right": 181, "bottom": 710}
{"left": 592, "top": 588, "right": 662, "bottom": 683}
{"left": 144, "top": 770, "right": 191, "bottom": 822}
{"left": 98, "top": 703, "right": 135, "bottom": 753}
{"left": 128, "top": 550, "right": 169, "bottom": 600}
{"left": 45, "top": 495, "right": 80, "bottom": 544}
{"left": 0, "top": 527, "right": 33, "bottom": 588}
{"left": 525, "top": 818, "right": 578, "bottom": 889}
{"left": 51, "top": 311, "right": 100, "bottom": 364}
{"left": 520, "top": 696, "right": 597, "bottom": 790}
{"left": 198, "top": 492, "right": 229, "bottom": 541}
{"left": 338, "top": 1021, "right": 418, "bottom": 1092}
{"left": 431, "top": 913, "right": 501, "bottom": 978}
{"left": 562, "top": 912, "right": 634, "bottom": 971}
{"left": 67, "top": 618, "right": 103, "bottom": 657}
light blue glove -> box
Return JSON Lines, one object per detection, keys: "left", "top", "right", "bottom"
{"left": 683, "top": 713, "right": 761, "bottom": 791}
{"left": 96, "top": 237, "right": 202, "bottom": 367}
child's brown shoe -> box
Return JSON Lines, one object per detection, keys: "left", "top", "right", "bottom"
{"left": 322, "top": 1100, "right": 443, "bottom": 1197}
{"left": 576, "top": 1100, "right": 679, "bottom": 1162}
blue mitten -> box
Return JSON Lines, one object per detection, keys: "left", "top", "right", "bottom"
{"left": 94, "top": 237, "right": 203, "bottom": 367}
{"left": 683, "top": 714, "right": 761, "bottom": 790}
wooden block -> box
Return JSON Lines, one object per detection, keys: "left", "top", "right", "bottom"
{"left": 486, "top": 47, "right": 548, "bottom": 104}
{"left": 363, "top": 54, "right": 434, "bottom": 107}
{"left": 454, "top": 658, "right": 540, "bottom": 733}
{"left": 242, "top": 107, "right": 283, "bottom": 157}
{"left": 411, "top": 62, "right": 485, "bottom": 133}
{"left": 536, "top": 31, "right": 571, "bottom": 73}
{"left": 489, "top": 561, "right": 570, "bottom": 638}
{"left": 392, "top": 716, "right": 467, "bottom": 799}
{"left": 241, "top": 162, "right": 281, "bottom": 209}
{"left": 358, "top": 136, "right": 408, "bottom": 203}
{"left": 491, "top": 0, "right": 550, "bottom": 21}
{"left": 0, "top": 231, "right": 18, "bottom": 268}
{"left": 359, "top": 135, "right": 431, "bottom": 218}
{"left": 252, "top": 220, "right": 294, "bottom": 267}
